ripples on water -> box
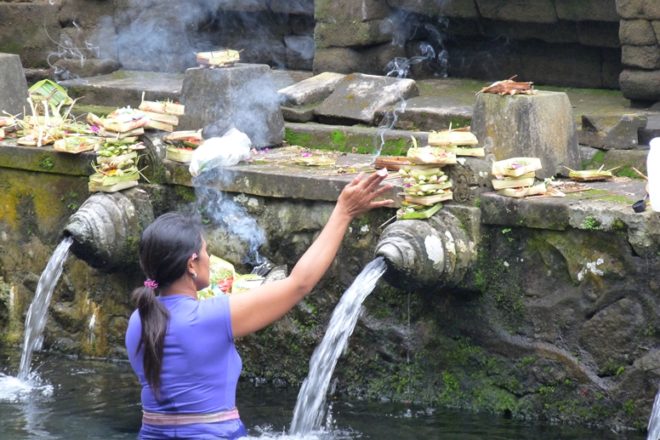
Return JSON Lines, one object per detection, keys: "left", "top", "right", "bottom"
{"left": 0, "top": 350, "right": 647, "bottom": 439}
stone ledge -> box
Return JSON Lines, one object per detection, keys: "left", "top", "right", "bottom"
{"left": 0, "top": 143, "right": 94, "bottom": 176}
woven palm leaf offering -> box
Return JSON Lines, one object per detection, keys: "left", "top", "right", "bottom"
{"left": 427, "top": 127, "right": 484, "bottom": 157}
{"left": 196, "top": 49, "right": 241, "bottom": 68}
{"left": 479, "top": 75, "right": 535, "bottom": 96}
{"left": 564, "top": 165, "right": 617, "bottom": 182}
{"left": 492, "top": 157, "right": 546, "bottom": 198}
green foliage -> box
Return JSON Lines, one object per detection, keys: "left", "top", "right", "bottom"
{"left": 580, "top": 216, "right": 601, "bottom": 230}
{"left": 38, "top": 154, "right": 55, "bottom": 170}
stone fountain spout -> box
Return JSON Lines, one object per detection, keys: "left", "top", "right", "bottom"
{"left": 374, "top": 207, "right": 480, "bottom": 289}
{"left": 62, "top": 188, "right": 154, "bottom": 271}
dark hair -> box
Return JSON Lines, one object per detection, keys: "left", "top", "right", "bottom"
{"left": 131, "top": 212, "right": 203, "bottom": 398}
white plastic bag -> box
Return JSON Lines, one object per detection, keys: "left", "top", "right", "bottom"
{"left": 189, "top": 127, "right": 252, "bottom": 177}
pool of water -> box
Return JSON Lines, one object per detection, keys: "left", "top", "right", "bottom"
{"left": 0, "top": 349, "right": 645, "bottom": 439}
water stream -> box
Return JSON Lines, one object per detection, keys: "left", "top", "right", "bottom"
{"left": 648, "top": 389, "right": 660, "bottom": 440}
{"left": 290, "top": 257, "right": 388, "bottom": 435}
{"left": 17, "top": 237, "right": 73, "bottom": 380}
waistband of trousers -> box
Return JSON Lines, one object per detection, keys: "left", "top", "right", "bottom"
{"left": 142, "top": 408, "right": 240, "bottom": 426}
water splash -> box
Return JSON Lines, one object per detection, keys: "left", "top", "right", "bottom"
{"left": 290, "top": 257, "right": 388, "bottom": 434}
{"left": 648, "top": 389, "right": 660, "bottom": 440}
{"left": 18, "top": 237, "right": 73, "bottom": 380}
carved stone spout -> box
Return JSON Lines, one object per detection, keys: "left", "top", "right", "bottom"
{"left": 62, "top": 189, "right": 154, "bottom": 271}
{"left": 375, "top": 207, "right": 479, "bottom": 289}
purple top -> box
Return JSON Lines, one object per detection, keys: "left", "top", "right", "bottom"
{"left": 125, "top": 294, "right": 242, "bottom": 414}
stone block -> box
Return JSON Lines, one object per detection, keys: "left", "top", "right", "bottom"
{"left": 0, "top": 53, "right": 28, "bottom": 116}
{"left": 580, "top": 114, "right": 647, "bottom": 150}
{"left": 315, "top": 19, "right": 392, "bottom": 49}
{"left": 269, "top": 0, "right": 314, "bottom": 15}
{"left": 0, "top": 3, "right": 61, "bottom": 68}
{"left": 313, "top": 48, "right": 363, "bottom": 74}
{"left": 471, "top": 91, "right": 580, "bottom": 179}
{"left": 314, "top": 73, "right": 419, "bottom": 125}
{"left": 278, "top": 72, "right": 346, "bottom": 106}
{"left": 315, "top": 0, "right": 391, "bottom": 22}
{"left": 179, "top": 64, "right": 284, "bottom": 148}
{"left": 475, "top": 0, "right": 557, "bottom": 23}
{"left": 602, "top": 48, "right": 624, "bottom": 89}
{"left": 616, "top": 0, "right": 644, "bottom": 19}
{"left": 652, "top": 21, "right": 660, "bottom": 43}
{"left": 617, "top": 0, "right": 660, "bottom": 19}
{"left": 602, "top": 147, "right": 649, "bottom": 175}
{"left": 577, "top": 22, "right": 620, "bottom": 48}
{"left": 481, "top": 21, "right": 578, "bottom": 45}
{"left": 620, "top": 68, "right": 660, "bottom": 101}
{"left": 622, "top": 45, "right": 660, "bottom": 69}
{"left": 392, "top": 0, "right": 479, "bottom": 18}
{"left": 555, "top": 0, "right": 620, "bottom": 22}
{"left": 619, "top": 19, "right": 657, "bottom": 46}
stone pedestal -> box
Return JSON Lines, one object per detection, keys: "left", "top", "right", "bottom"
{"left": 0, "top": 53, "right": 28, "bottom": 116}
{"left": 178, "top": 64, "right": 284, "bottom": 148}
{"left": 472, "top": 91, "right": 580, "bottom": 179}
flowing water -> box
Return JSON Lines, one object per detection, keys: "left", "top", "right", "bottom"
{"left": 648, "top": 390, "right": 660, "bottom": 440}
{"left": 290, "top": 258, "right": 388, "bottom": 434}
{"left": 18, "top": 237, "right": 73, "bottom": 380}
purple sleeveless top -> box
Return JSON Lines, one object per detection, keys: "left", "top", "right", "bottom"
{"left": 126, "top": 294, "right": 245, "bottom": 438}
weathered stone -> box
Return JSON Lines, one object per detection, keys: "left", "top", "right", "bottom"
{"left": 616, "top": 0, "right": 645, "bottom": 19}
{"left": 0, "top": 53, "right": 28, "bottom": 116}
{"left": 653, "top": 21, "right": 660, "bottom": 43}
{"left": 482, "top": 21, "right": 578, "bottom": 45}
{"left": 580, "top": 298, "right": 646, "bottom": 370}
{"left": 622, "top": 45, "right": 660, "bottom": 69}
{"left": 602, "top": 148, "right": 649, "bottom": 176}
{"left": 314, "top": 43, "right": 405, "bottom": 76}
{"left": 0, "top": 3, "right": 61, "bottom": 68}
{"left": 620, "top": 68, "right": 660, "bottom": 101}
{"left": 577, "top": 22, "right": 620, "bottom": 48}
{"left": 376, "top": 96, "right": 472, "bottom": 132}
{"left": 270, "top": 0, "right": 314, "bottom": 15}
{"left": 475, "top": 0, "right": 558, "bottom": 23}
{"left": 314, "top": 73, "right": 419, "bottom": 125}
{"left": 54, "top": 58, "right": 121, "bottom": 80}
{"left": 315, "top": 0, "right": 392, "bottom": 22}
{"left": 580, "top": 114, "right": 647, "bottom": 150}
{"left": 391, "top": 0, "right": 478, "bottom": 18}
{"left": 617, "top": 0, "right": 660, "bottom": 19}
{"left": 640, "top": 113, "right": 660, "bottom": 145}
{"left": 281, "top": 105, "right": 316, "bottom": 122}
{"left": 179, "top": 65, "right": 284, "bottom": 148}
{"left": 472, "top": 91, "right": 580, "bottom": 179}
{"left": 619, "top": 19, "right": 657, "bottom": 45}
{"left": 278, "top": 72, "right": 346, "bottom": 106}
{"left": 315, "top": 19, "right": 392, "bottom": 49}
{"left": 555, "top": 0, "right": 620, "bottom": 22}
{"left": 59, "top": 70, "right": 182, "bottom": 109}
{"left": 313, "top": 48, "right": 363, "bottom": 74}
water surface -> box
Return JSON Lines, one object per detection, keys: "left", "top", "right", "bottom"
{"left": 0, "top": 349, "right": 645, "bottom": 439}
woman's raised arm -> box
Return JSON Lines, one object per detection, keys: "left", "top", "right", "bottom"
{"left": 229, "top": 171, "right": 393, "bottom": 338}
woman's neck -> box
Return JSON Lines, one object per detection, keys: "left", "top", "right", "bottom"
{"left": 160, "top": 279, "right": 198, "bottom": 299}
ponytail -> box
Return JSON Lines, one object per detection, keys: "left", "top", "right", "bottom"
{"left": 132, "top": 284, "right": 169, "bottom": 399}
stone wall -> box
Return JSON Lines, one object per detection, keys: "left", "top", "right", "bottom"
{"left": 617, "top": 0, "right": 660, "bottom": 102}
{"left": 314, "top": 0, "right": 622, "bottom": 89}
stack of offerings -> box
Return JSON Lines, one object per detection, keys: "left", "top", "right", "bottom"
{"left": 427, "top": 128, "right": 484, "bottom": 157}
{"left": 87, "top": 108, "right": 148, "bottom": 141}
{"left": 139, "top": 98, "right": 185, "bottom": 132}
{"left": 89, "top": 140, "right": 145, "bottom": 192}
{"left": 196, "top": 49, "right": 241, "bottom": 68}
{"left": 396, "top": 144, "right": 456, "bottom": 219}
{"left": 491, "top": 157, "right": 546, "bottom": 197}
{"left": 163, "top": 130, "right": 204, "bottom": 163}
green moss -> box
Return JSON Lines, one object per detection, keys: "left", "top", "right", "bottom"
{"left": 615, "top": 166, "right": 643, "bottom": 179}
{"left": 284, "top": 128, "right": 313, "bottom": 147}
{"left": 38, "top": 154, "right": 55, "bottom": 171}
{"left": 330, "top": 130, "right": 347, "bottom": 148}
{"left": 582, "top": 150, "right": 605, "bottom": 169}
{"left": 580, "top": 216, "right": 601, "bottom": 230}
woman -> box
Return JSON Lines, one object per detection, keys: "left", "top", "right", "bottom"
{"left": 125, "top": 171, "right": 393, "bottom": 439}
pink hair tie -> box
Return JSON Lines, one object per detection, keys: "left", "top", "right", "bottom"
{"left": 144, "top": 279, "right": 159, "bottom": 289}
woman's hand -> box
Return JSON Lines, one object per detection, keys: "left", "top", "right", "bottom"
{"left": 336, "top": 170, "right": 394, "bottom": 219}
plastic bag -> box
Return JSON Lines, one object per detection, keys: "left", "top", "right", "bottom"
{"left": 189, "top": 127, "right": 252, "bottom": 177}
